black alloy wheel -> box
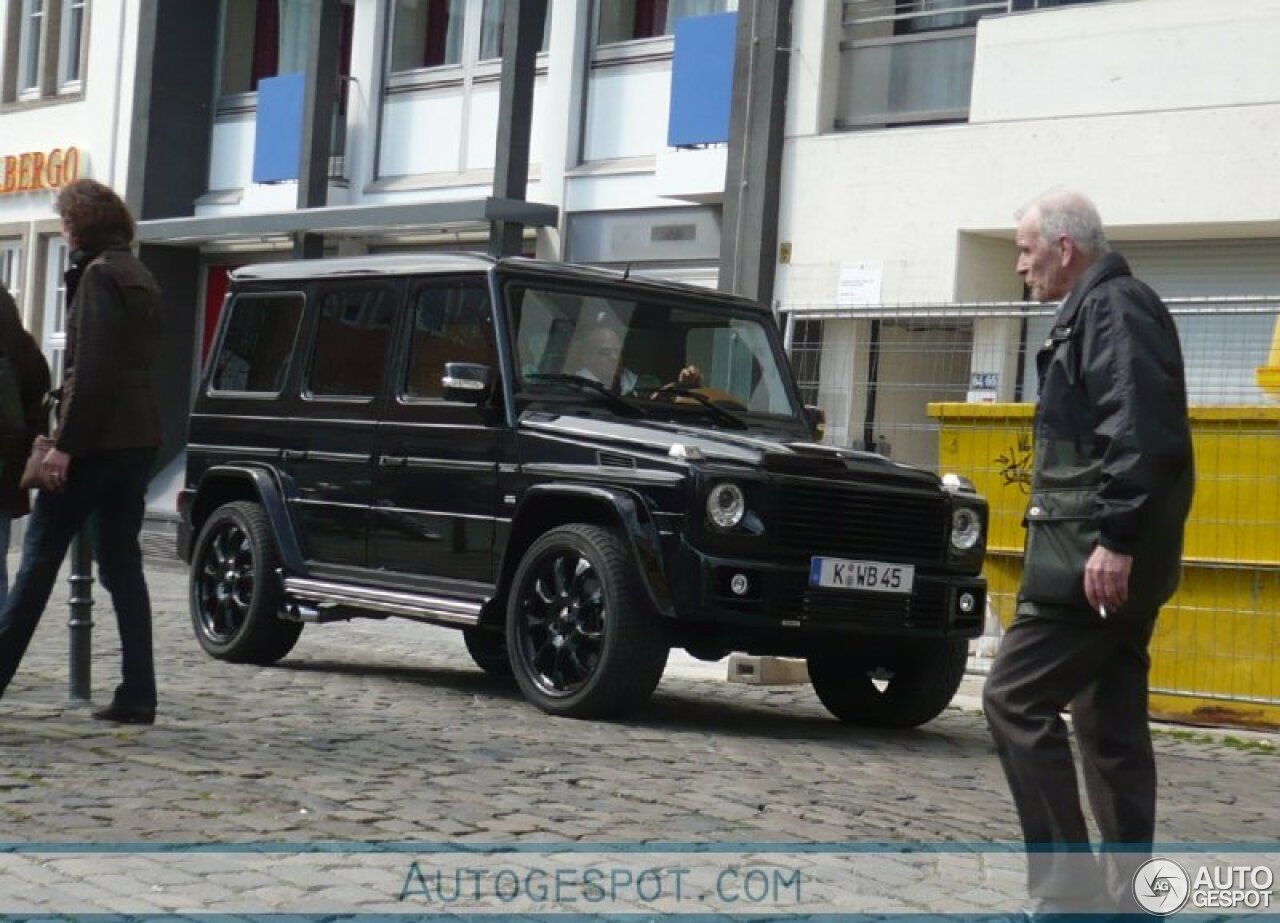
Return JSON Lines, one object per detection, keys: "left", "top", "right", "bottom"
{"left": 507, "top": 524, "right": 667, "bottom": 719}
{"left": 190, "top": 501, "right": 302, "bottom": 665}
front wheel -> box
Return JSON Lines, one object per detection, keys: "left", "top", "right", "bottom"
{"left": 189, "top": 501, "right": 302, "bottom": 665}
{"left": 506, "top": 524, "right": 668, "bottom": 719}
{"left": 463, "top": 626, "right": 513, "bottom": 678}
{"left": 807, "top": 639, "right": 968, "bottom": 728}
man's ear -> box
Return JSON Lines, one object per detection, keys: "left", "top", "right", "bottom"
{"left": 1057, "top": 235, "right": 1077, "bottom": 268}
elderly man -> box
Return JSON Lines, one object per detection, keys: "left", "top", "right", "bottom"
{"left": 983, "top": 190, "right": 1195, "bottom": 916}
{"left": 575, "top": 323, "right": 637, "bottom": 394}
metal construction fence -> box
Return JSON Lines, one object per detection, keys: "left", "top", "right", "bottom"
{"left": 782, "top": 298, "right": 1280, "bottom": 722}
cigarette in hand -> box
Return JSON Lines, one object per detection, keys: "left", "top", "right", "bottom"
{"left": 1099, "top": 605, "right": 1108, "bottom": 619}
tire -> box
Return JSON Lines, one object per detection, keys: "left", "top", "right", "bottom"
{"left": 189, "top": 501, "right": 302, "bottom": 665}
{"left": 506, "top": 524, "right": 668, "bottom": 719}
{"left": 463, "top": 626, "right": 513, "bottom": 678}
{"left": 807, "top": 639, "right": 968, "bottom": 729}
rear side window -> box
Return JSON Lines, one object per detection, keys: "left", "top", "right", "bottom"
{"left": 308, "top": 286, "right": 396, "bottom": 398}
{"left": 403, "top": 282, "right": 495, "bottom": 400}
{"left": 210, "top": 293, "right": 304, "bottom": 394}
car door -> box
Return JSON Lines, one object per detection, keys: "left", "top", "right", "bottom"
{"left": 370, "top": 276, "right": 504, "bottom": 588}
{"left": 284, "top": 279, "right": 400, "bottom": 571}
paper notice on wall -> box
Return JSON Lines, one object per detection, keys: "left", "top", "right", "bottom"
{"left": 836, "top": 261, "right": 883, "bottom": 307}
{"left": 967, "top": 371, "right": 999, "bottom": 403}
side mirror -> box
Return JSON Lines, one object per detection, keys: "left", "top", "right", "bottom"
{"left": 805, "top": 404, "right": 826, "bottom": 442}
{"left": 442, "top": 362, "right": 493, "bottom": 404}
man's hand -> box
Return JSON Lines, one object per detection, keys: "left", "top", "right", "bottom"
{"left": 42, "top": 447, "right": 71, "bottom": 491}
{"left": 1084, "top": 544, "right": 1132, "bottom": 614}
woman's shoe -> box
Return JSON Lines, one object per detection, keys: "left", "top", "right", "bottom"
{"left": 91, "top": 701, "right": 155, "bottom": 725}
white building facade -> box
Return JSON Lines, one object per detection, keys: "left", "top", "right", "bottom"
{"left": 776, "top": 0, "right": 1280, "bottom": 466}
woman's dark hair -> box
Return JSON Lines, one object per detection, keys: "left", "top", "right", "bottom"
{"left": 54, "top": 179, "right": 136, "bottom": 252}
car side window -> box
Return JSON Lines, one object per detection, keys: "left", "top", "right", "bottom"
{"left": 403, "top": 282, "right": 495, "bottom": 400}
{"left": 210, "top": 293, "right": 305, "bottom": 395}
{"left": 307, "top": 285, "right": 396, "bottom": 398}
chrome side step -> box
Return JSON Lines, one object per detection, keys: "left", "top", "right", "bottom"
{"left": 282, "top": 576, "right": 483, "bottom": 627}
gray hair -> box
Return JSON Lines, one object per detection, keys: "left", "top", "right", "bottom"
{"left": 1016, "top": 189, "right": 1112, "bottom": 257}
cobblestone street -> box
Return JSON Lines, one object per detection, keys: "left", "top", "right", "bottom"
{"left": 0, "top": 559, "right": 1275, "bottom": 914}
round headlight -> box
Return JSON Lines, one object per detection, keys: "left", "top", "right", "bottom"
{"left": 951, "top": 507, "right": 982, "bottom": 551}
{"left": 707, "top": 483, "right": 746, "bottom": 530}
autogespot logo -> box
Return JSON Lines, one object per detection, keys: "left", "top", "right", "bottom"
{"left": 1134, "top": 858, "right": 1191, "bottom": 915}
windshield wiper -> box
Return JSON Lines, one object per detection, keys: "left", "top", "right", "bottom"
{"left": 524, "top": 373, "right": 646, "bottom": 418}
{"left": 651, "top": 386, "right": 749, "bottom": 430}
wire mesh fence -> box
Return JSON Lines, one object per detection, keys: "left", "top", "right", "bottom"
{"left": 784, "top": 299, "right": 1280, "bottom": 713}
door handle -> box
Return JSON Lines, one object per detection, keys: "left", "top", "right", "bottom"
{"left": 282, "top": 448, "right": 307, "bottom": 461}
{"left": 378, "top": 455, "right": 407, "bottom": 467}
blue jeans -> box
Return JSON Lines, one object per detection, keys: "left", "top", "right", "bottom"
{"left": 0, "top": 447, "right": 157, "bottom": 707}
{"left": 0, "top": 513, "right": 11, "bottom": 605}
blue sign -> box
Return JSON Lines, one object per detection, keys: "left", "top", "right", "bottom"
{"left": 667, "top": 12, "right": 737, "bottom": 148}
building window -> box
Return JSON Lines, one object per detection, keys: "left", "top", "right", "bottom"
{"left": 0, "top": 242, "right": 21, "bottom": 303}
{"left": 596, "top": 0, "right": 734, "bottom": 46}
{"left": 42, "top": 239, "right": 67, "bottom": 385}
{"left": 478, "top": 0, "right": 550, "bottom": 61}
{"left": 56, "top": 0, "right": 84, "bottom": 88}
{"left": 219, "top": 0, "right": 315, "bottom": 96}
{"left": 386, "top": 0, "right": 549, "bottom": 94}
{"left": 389, "top": 0, "right": 466, "bottom": 72}
{"left": 3, "top": 0, "right": 87, "bottom": 103}
{"left": 837, "top": 0, "right": 1104, "bottom": 130}
{"left": 17, "top": 0, "right": 45, "bottom": 95}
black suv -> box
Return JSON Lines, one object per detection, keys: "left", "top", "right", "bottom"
{"left": 179, "top": 254, "right": 987, "bottom": 726}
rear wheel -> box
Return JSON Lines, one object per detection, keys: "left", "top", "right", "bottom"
{"left": 190, "top": 501, "right": 302, "bottom": 665}
{"left": 507, "top": 524, "right": 668, "bottom": 719}
{"left": 807, "top": 639, "right": 968, "bottom": 728}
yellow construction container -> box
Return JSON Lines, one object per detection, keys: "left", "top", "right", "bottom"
{"left": 931, "top": 402, "right": 1280, "bottom": 729}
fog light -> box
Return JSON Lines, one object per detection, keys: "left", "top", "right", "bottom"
{"left": 959, "top": 592, "right": 976, "bottom": 613}
{"left": 730, "top": 574, "right": 750, "bottom": 596}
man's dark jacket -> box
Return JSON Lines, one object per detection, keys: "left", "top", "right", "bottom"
{"left": 1018, "top": 252, "right": 1195, "bottom": 619}
{"left": 55, "top": 246, "right": 162, "bottom": 456}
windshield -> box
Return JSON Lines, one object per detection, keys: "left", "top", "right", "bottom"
{"left": 507, "top": 283, "right": 802, "bottom": 422}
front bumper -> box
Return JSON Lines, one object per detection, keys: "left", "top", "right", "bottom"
{"left": 666, "top": 545, "right": 985, "bottom": 640}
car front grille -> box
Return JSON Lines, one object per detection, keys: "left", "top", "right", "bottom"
{"left": 774, "top": 482, "right": 948, "bottom": 565}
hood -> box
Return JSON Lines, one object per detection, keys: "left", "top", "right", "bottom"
{"left": 519, "top": 412, "right": 941, "bottom": 489}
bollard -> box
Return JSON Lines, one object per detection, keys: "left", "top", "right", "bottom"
{"left": 67, "top": 526, "right": 93, "bottom": 702}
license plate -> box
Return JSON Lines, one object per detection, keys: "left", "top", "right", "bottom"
{"left": 810, "top": 557, "right": 915, "bottom": 594}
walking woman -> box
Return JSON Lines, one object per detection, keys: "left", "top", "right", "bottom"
{"left": 0, "top": 179, "right": 163, "bottom": 724}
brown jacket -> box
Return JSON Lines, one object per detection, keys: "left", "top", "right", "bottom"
{"left": 0, "top": 285, "right": 51, "bottom": 516}
{"left": 55, "top": 247, "right": 162, "bottom": 456}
